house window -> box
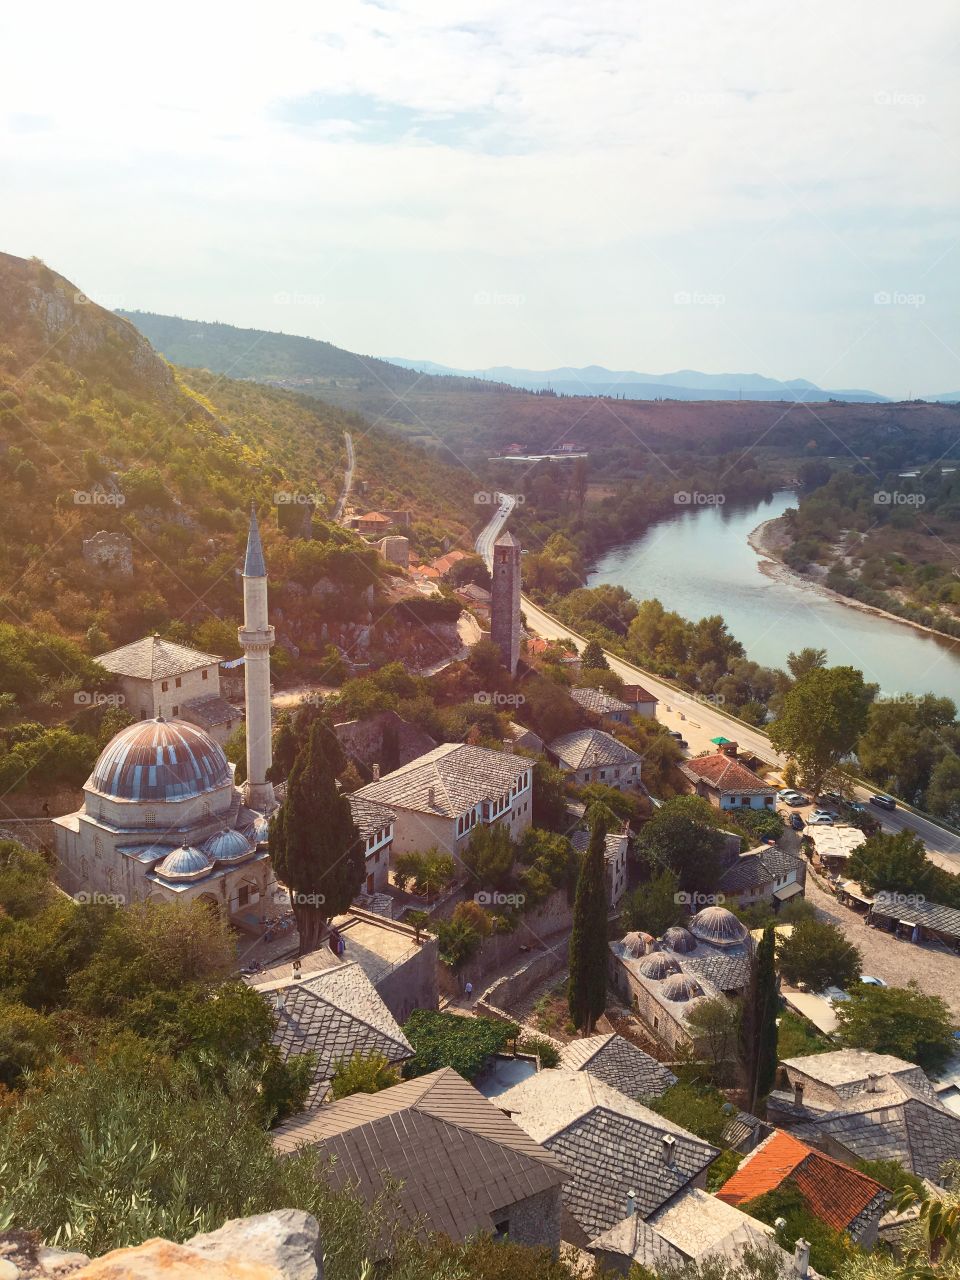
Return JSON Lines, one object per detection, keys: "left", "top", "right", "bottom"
{"left": 161, "top": 681, "right": 168, "bottom": 692}
{"left": 238, "top": 885, "right": 250, "bottom": 908}
{"left": 145, "top": 810, "right": 157, "bottom": 828}
{"left": 172, "top": 706, "right": 179, "bottom": 717}
{"left": 175, "top": 677, "right": 182, "bottom": 688}
{"left": 139, "top": 709, "right": 147, "bottom": 720}
{"left": 202, "top": 669, "right": 209, "bottom": 680}
{"left": 599, "top": 770, "right": 606, "bottom": 780}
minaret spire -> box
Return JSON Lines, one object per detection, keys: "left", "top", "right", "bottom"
{"left": 239, "top": 502, "right": 275, "bottom": 812}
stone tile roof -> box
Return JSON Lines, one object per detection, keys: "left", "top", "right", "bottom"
{"left": 548, "top": 728, "right": 642, "bottom": 772}
{"left": 347, "top": 794, "right": 396, "bottom": 840}
{"left": 255, "top": 962, "right": 412, "bottom": 1105}
{"left": 570, "top": 829, "right": 630, "bottom": 872}
{"left": 96, "top": 635, "right": 221, "bottom": 680}
{"left": 571, "top": 687, "right": 633, "bottom": 717}
{"left": 592, "top": 1187, "right": 785, "bottom": 1267}
{"left": 680, "top": 753, "right": 774, "bottom": 796}
{"left": 869, "top": 894, "right": 960, "bottom": 941}
{"left": 781, "top": 1050, "right": 933, "bottom": 1100}
{"left": 497, "top": 1069, "right": 718, "bottom": 1238}
{"left": 560, "top": 1034, "right": 678, "bottom": 1099}
{"left": 718, "top": 846, "right": 804, "bottom": 893}
{"left": 717, "top": 1130, "right": 887, "bottom": 1235}
{"left": 272, "top": 1068, "right": 568, "bottom": 1241}
{"left": 353, "top": 743, "right": 528, "bottom": 819}
{"left": 790, "top": 1082, "right": 960, "bottom": 1181}
{"left": 182, "top": 694, "right": 238, "bottom": 728}
{"left": 681, "top": 946, "right": 753, "bottom": 994}
{"left": 721, "top": 1110, "right": 765, "bottom": 1150}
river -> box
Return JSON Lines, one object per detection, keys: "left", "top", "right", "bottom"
{"left": 586, "top": 489, "right": 960, "bottom": 701}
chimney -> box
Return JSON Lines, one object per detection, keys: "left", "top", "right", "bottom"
{"left": 275, "top": 987, "right": 285, "bottom": 1012}
{"left": 793, "top": 1079, "right": 805, "bottom": 1107}
{"left": 793, "top": 1238, "right": 811, "bottom": 1278}
{"left": 292, "top": 958, "right": 301, "bottom": 982}
{"left": 428, "top": 785, "right": 436, "bottom": 807}
{"left": 662, "top": 1135, "right": 677, "bottom": 1166}
{"left": 625, "top": 1189, "right": 637, "bottom": 1217}
{"left": 867, "top": 1072, "right": 880, "bottom": 1093}
{"left": 372, "top": 762, "right": 380, "bottom": 781}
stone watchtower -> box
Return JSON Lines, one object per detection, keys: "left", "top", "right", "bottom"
{"left": 491, "top": 531, "right": 521, "bottom": 676}
{"left": 239, "top": 504, "right": 276, "bottom": 812}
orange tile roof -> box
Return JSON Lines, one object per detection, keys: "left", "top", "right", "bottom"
{"left": 716, "top": 1130, "right": 886, "bottom": 1234}
{"left": 681, "top": 751, "right": 774, "bottom": 796}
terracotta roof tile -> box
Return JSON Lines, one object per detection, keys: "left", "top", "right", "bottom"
{"left": 716, "top": 1130, "right": 887, "bottom": 1233}
{"left": 680, "top": 752, "right": 774, "bottom": 796}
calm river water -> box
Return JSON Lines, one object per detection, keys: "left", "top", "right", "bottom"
{"left": 587, "top": 489, "right": 960, "bottom": 700}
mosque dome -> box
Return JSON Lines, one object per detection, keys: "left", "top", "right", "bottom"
{"left": 155, "top": 845, "right": 213, "bottom": 882}
{"left": 243, "top": 814, "right": 272, "bottom": 846}
{"left": 201, "top": 827, "right": 254, "bottom": 864}
{"left": 639, "top": 953, "right": 682, "bottom": 980}
{"left": 621, "top": 931, "right": 656, "bottom": 958}
{"left": 661, "top": 974, "right": 705, "bottom": 1003}
{"left": 89, "top": 718, "right": 232, "bottom": 803}
{"left": 661, "top": 926, "right": 697, "bottom": 954}
{"left": 689, "top": 906, "right": 748, "bottom": 948}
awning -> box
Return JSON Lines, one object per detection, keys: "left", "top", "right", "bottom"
{"left": 774, "top": 881, "right": 804, "bottom": 902}
{"left": 711, "top": 736, "right": 731, "bottom": 745}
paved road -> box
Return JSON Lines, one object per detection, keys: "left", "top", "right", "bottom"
{"left": 475, "top": 504, "right": 960, "bottom": 871}
{"left": 334, "top": 431, "right": 355, "bottom": 523}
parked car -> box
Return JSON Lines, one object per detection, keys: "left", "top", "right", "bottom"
{"left": 808, "top": 811, "right": 834, "bottom": 825}
{"left": 789, "top": 813, "right": 805, "bottom": 831}
{"left": 669, "top": 731, "right": 684, "bottom": 741}
{"left": 847, "top": 801, "right": 867, "bottom": 814}
{"left": 779, "top": 792, "right": 806, "bottom": 807}
{"left": 860, "top": 975, "right": 888, "bottom": 987}
{"left": 870, "top": 793, "right": 897, "bottom": 811}
{"left": 777, "top": 788, "right": 797, "bottom": 800}
{"left": 820, "top": 791, "right": 843, "bottom": 806}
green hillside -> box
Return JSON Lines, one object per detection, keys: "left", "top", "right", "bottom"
{"left": 0, "top": 253, "right": 474, "bottom": 731}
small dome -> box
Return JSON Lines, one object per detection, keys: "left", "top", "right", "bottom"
{"left": 639, "top": 953, "right": 682, "bottom": 980}
{"left": 155, "top": 845, "right": 213, "bottom": 882}
{"left": 661, "top": 926, "right": 697, "bottom": 954}
{"left": 622, "top": 930, "right": 656, "bottom": 958}
{"left": 689, "top": 906, "right": 748, "bottom": 947}
{"left": 202, "top": 827, "right": 254, "bottom": 864}
{"left": 243, "top": 814, "right": 271, "bottom": 846}
{"left": 90, "top": 718, "right": 232, "bottom": 803}
{"left": 661, "top": 974, "right": 705, "bottom": 1003}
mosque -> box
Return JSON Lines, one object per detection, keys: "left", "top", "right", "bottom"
{"left": 53, "top": 507, "right": 278, "bottom": 922}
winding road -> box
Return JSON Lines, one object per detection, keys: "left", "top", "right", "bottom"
{"left": 476, "top": 500, "right": 960, "bottom": 871}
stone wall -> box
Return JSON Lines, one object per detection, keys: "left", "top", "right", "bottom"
{"left": 476, "top": 947, "right": 567, "bottom": 1022}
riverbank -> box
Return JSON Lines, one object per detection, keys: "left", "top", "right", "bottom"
{"left": 748, "top": 514, "right": 960, "bottom": 646}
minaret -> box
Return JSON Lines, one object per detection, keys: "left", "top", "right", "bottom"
{"left": 491, "top": 530, "right": 521, "bottom": 676}
{"left": 239, "top": 504, "right": 275, "bottom": 811}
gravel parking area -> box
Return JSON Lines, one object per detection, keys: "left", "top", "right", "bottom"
{"left": 804, "top": 871, "right": 960, "bottom": 1022}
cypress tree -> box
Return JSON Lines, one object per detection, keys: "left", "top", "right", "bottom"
{"left": 269, "top": 714, "right": 363, "bottom": 954}
{"left": 581, "top": 638, "right": 609, "bottom": 670}
{"left": 741, "top": 922, "right": 779, "bottom": 1109}
{"left": 568, "top": 813, "right": 609, "bottom": 1033}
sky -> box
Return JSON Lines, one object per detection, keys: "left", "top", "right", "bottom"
{"left": 2, "top": 0, "right": 958, "bottom": 397}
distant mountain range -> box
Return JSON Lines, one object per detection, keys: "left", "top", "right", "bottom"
{"left": 385, "top": 359, "right": 897, "bottom": 403}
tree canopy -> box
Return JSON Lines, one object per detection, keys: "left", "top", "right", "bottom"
{"left": 769, "top": 665, "right": 872, "bottom": 795}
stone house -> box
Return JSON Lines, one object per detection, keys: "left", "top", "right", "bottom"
{"left": 547, "top": 727, "right": 642, "bottom": 790}
{"left": 680, "top": 742, "right": 776, "bottom": 811}
{"left": 716, "top": 844, "right": 806, "bottom": 911}
{"left": 570, "top": 686, "right": 635, "bottom": 724}
{"left": 351, "top": 743, "right": 533, "bottom": 862}
{"left": 95, "top": 634, "right": 239, "bottom": 745}
{"left": 273, "top": 1068, "right": 568, "bottom": 1252}
{"left": 347, "top": 794, "right": 395, "bottom": 894}
{"left": 571, "top": 824, "right": 631, "bottom": 907}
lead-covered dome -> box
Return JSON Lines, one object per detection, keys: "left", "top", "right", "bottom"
{"left": 661, "top": 926, "right": 697, "bottom": 954}
{"left": 155, "top": 844, "right": 213, "bottom": 882}
{"left": 90, "top": 718, "right": 232, "bottom": 803}
{"left": 661, "top": 974, "right": 705, "bottom": 1003}
{"left": 243, "top": 814, "right": 271, "bottom": 846}
{"left": 622, "top": 930, "right": 656, "bottom": 958}
{"left": 202, "top": 827, "right": 254, "bottom": 864}
{"left": 639, "top": 953, "right": 681, "bottom": 980}
{"left": 689, "top": 906, "right": 748, "bottom": 947}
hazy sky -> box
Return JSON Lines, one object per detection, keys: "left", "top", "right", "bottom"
{"left": 3, "top": 1, "right": 958, "bottom": 395}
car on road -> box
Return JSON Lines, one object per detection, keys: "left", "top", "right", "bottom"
{"left": 870, "top": 793, "right": 897, "bottom": 811}
{"left": 808, "top": 810, "right": 834, "bottom": 825}
{"left": 789, "top": 813, "right": 805, "bottom": 831}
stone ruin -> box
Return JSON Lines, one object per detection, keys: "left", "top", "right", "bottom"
{"left": 81, "top": 530, "right": 133, "bottom": 576}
